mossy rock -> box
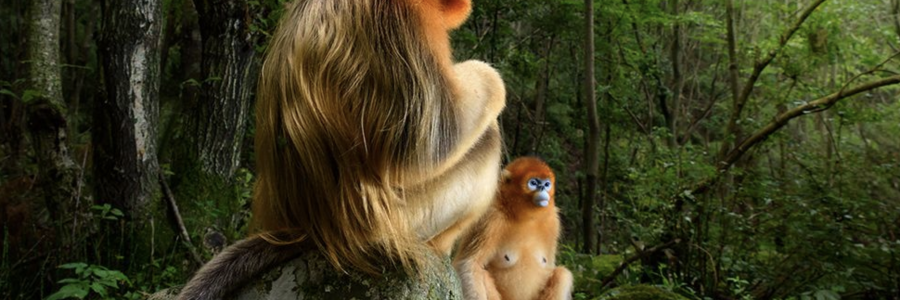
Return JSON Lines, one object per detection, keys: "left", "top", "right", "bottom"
{"left": 559, "top": 253, "right": 624, "bottom": 293}
{"left": 597, "top": 284, "right": 689, "bottom": 300}
{"left": 149, "top": 251, "right": 462, "bottom": 299}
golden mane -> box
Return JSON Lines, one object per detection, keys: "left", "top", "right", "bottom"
{"left": 253, "top": 0, "right": 463, "bottom": 274}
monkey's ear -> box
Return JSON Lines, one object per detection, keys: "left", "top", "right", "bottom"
{"left": 500, "top": 169, "right": 511, "bottom": 182}
{"left": 437, "top": 0, "right": 472, "bottom": 29}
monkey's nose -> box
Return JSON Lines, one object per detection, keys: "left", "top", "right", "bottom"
{"left": 534, "top": 191, "right": 550, "bottom": 207}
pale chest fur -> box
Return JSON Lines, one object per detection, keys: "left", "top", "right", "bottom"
{"left": 486, "top": 211, "right": 560, "bottom": 300}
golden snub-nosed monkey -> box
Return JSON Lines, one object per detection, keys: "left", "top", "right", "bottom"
{"left": 454, "top": 157, "right": 574, "bottom": 300}
{"left": 176, "top": 0, "right": 506, "bottom": 299}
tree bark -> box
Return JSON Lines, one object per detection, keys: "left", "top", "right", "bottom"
{"left": 25, "top": 0, "right": 76, "bottom": 222}
{"left": 95, "top": 0, "right": 162, "bottom": 222}
{"left": 530, "top": 36, "right": 555, "bottom": 154}
{"left": 186, "top": 0, "right": 259, "bottom": 178}
{"left": 581, "top": 0, "right": 600, "bottom": 254}
{"left": 668, "top": 0, "right": 682, "bottom": 147}
{"left": 165, "top": 0, "right": 260, "bottom": 243}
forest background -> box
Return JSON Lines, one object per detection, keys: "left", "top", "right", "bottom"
{"left": 1, "top": 0, "right": 899, "bottom": 299}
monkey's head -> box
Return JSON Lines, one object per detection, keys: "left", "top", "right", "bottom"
{"left": 501, "top": 157, "right": 557, "bottom": 209}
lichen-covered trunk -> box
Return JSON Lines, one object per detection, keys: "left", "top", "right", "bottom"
{"left": 168, "top": 0, "right": 259, "bottom": 241}
{"left": 25, "top": 0, "right": 76, "bottom": 222}
{"left": 187, "top": 0, "right": 258, "bottom": 178}
{"left": 94, "top": 0, "right": 162, "bottom": 264}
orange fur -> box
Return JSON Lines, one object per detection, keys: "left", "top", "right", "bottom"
{"left": 454, "top": 157, "right": 573, "bottom": 300}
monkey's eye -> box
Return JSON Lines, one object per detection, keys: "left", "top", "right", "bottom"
{"left": 528, "top": 178, "right": 540, "bottom": 190}
{"left": 544, "top": 181, "right": 552, "bottom": 189}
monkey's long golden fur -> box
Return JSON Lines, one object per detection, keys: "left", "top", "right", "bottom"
{"left": 178, "top": 0, "right": 505, "bottom": 298}
{"left": 252, "top": 0, "right": 504, "bottom": 275}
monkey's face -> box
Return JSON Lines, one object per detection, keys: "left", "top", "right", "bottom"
{"left": 526, "top": 177, "right": 553, "bottom": 207}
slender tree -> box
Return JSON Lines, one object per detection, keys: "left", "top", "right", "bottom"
{"left": 581, "top": 0, "right": 599, "bottom": 254}
{"left": 25, "top": 0, "right": 76, "bottom": 222}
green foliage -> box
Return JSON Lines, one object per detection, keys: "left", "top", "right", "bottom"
{"left": 91, "top": 204, "right": 124, "bottom": 221}
{"left": 47, "top": 263, "right": 135, "bottom": 300}
{"left": 559, "top": 246, "right": 626, "bottom": 296}
{"left": 598, "top": 284, "right": 690, "bottom": 300}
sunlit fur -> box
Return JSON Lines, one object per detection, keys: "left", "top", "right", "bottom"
{"left": 252, "top": 0, "right": 504, "bottom": 276}
{"left": 454, "top": 157, "right": 574, "bottom": 300}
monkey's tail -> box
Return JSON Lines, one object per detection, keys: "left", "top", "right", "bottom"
{"left": 176, "top": 236, "right": 306, "bottom": 300}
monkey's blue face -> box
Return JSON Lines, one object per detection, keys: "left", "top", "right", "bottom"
{"left": 527, "top": 178, "right": 553, "bottom": 207}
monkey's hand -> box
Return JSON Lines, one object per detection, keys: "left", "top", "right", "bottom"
{"left": 536, "top": 266, "right": 574, "bottom": 300}
{"left": 454, "top": 258, "right": 502, "bottom": 300}
{"left": 453, "top": 207, "right": 506, "bottom": 300}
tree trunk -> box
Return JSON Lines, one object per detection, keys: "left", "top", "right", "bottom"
{"left": 186, "top": 0, "right": 259, "bottom": 177}
{"left": 95, "top": 0, "right": 162, "bottom": 264}
{"left": 25, "top": 0, "right": 76, "bottom": 223}
{"left": 530, "top": 36, "right": 555, "bottom": 154}
{"left": 668, "top": 0, "right": 682, "bottom": 147}
{"left": 165, "top": 0, "right": 260, "bottom": 241}
{"left": 581, "top": 0, "right": 599, "bottom": 254}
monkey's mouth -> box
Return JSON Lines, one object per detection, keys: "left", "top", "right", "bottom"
{"left": 534, "top": 192, "right": 550, "bottom": 207}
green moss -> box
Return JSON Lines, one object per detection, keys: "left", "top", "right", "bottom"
{"left": 560, "top": 253, "right": 624, "bottom": 294}
{"left": 598, "top": 285, "right": 689, "bottom": 300}
{"left": 149, "top": 252, "right": 462, "bottom": 300}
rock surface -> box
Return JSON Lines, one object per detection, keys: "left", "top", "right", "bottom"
{"left": 149, "top": 251, "right": 462, "bottom": 300}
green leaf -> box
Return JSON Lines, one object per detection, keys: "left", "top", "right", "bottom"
{"left": 21, "top": 89, "right": 39, "bottom": 104}
{"left": 89, "top": 282, "right": 107, "bottom": 297}
{"left": 46, "top": 284, "right": 89, "bottom": 300}
{"left": 58, "top": 262, "right": 88, "bottom": 270}
{"left": 57, "top": 278, "right": 84, "bottom": 284}
{"left": 0, "top": 89, "right": 18, "bottom": 99}
{"left": 110, "top": 208, "right": 124, "bottom": 217}
{"left": 92, "top": 269, "right": 108, "bottom": 278}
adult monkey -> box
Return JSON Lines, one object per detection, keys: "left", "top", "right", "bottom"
{"left": 176, "top": 0, "right": 506, "bottom": 299}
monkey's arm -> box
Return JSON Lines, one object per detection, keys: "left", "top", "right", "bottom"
{"left": 401, "top": 60, "right": 506, "bottom": 188}
{"left": 410, "top": 121, "right": 502, "bottom": 250}
{"left": 453, "top": 208, "right": 506, "bottom": 300}
{"left": 535, "top": 266, "right": 574, "bottom": 300}
{"left": 176, "top": 236, "right": 306, "bottom": 300}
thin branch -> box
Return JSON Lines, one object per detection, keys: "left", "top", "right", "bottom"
{"left": 600, "top": 239, "right": 681, "bottom": 289}
{"left": 159, "top": 172, "right": 204, "bottom": 265}
{"left": 691, "top": 74, "right": 900, "bottom": 196}
{"left": 721, "top": 0, "right": 828, "bottom": 158}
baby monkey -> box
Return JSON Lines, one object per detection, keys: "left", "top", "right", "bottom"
{"left": 454, "top": 157, "right": 573, "bottom": 300}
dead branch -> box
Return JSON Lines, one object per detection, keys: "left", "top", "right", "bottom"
{"left": 159, "top": 172, "right": 204, "bottom": 265}
{"left": 599, "top": 239, "right": 681, "bottom": 289}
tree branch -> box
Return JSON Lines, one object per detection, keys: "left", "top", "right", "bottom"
{"left": 159, "top": 173, "right": 204, "bottom": 265}
{"left": 600, "top": 239, "right": 681, "bottom": 289}
{"left": 721, "top": 0, "right": 828, "bottom": 158}
{"left": 693, "top": 74, "right": 900, "bottom": 195}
